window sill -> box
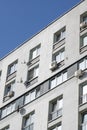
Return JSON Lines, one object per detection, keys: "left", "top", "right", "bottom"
{"left": 6, "top": 71, "right": 17, "bottom": 82}
{"left": 80, "top": 45, "right": 87, "bottom": 54}
{"left": 24, "top": 76, "right": 38, "bottom": 87}
{"left": 48, "top": 114, "right": 62, "bottom": 124}
{"left": 3, "top": 92, "right": 14, "bottom": 102}
{"left": 51, "top": 60, "right": 65, "bottom": 72}
{"left": 80, "top": 26, "right": 87, "bottom": 34}
{"left": 79, "top": 101, "right": 87, "bottom": 106}
{"left": 53, "top": 38, "right": 65, "bottom": 51}
{"left": 79, "top": 102, "right": 87, "bottom": 112}
{"left": 27, "top": 55, "right": 40, "bottom": 67}
{"left": 3, "top": 96, "right": 12, "bottom": 102}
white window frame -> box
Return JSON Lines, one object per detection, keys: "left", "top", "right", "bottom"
{"left": 28, "top": 65, "right": 39, "bottom": 81}
{"left": 8, "top": 60, "right": 17, "bottom": 75}
{"left": 83, "top": 15, "right": 87, "bottom": 23}
{"left": 54, "top": 28, "right": 66, "bottom": 43}
{"left": 4, "top": 80, "right": 15, "bottom": 96}
{"left": 24, "top": 90, "right": 36, "bottom": 104}
{"left": 82, "top": 113, "right": 87, "bottom": 130}
{"left": 51, "top": 125, "right": 62, "bottom": 130}
{"left": 30, "top": 45, "right": 40, "bottom": 60}
{"left": 80, "top": 34, "right": 87, "bottom": 48}
{"left": 50, "top": 71, "right": 67, "bottom": 89}
{"left": 1, "top": 102, "right": 15, "bottom": 118}
{"left": 55, "top": 49, "right": 65, "bottom": 64}
{"left": 50, "top": 97, "right": 63, "bottom": 121}
{"left": 23, "top": 112, "right": 34, "bottom": 130}
{"left": 79, "top": 58, "right": 87, "bottom": 70}
{"left": 81, "top": 84, "right": 87, "bottom": 104}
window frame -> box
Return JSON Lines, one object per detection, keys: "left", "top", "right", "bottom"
{"left": 80, "top": 112, "right": 87, "bottom": 130}
{"left": 53, "top": 48, "right": 65, "bottom": 64}
{"left": 54, "top": 27, "right": 66, "bottom": 43}
{"left": 27, "top": 65, "right": 39, "bottom": 81}
{"left": 29, "top": 44, "right": 41, "bottom": 61}
{"left": 80, "top": 33, "right": 87, "bottom": 48}
{"left": 7, "top": 60, "right": 18, "bottom": 76}
{"left": 22, "top": 111, "right": 34, "bottom": 130}
{"left": 79, "top": 58, "right": 87, "bottom": 70}
{"left": 50, "top": 70, "right": 67, "bottom": 89}
{"left": 80, "top": 12, "right": 87, "bottom": 23}
{"left": 49, "top": 123, "right": 62, "bottom": 130}
{"left": 1, "top": 102, "right": 16, "bottom": 118}
{"left": 79, "top": 81, "right": 87, "bottom": 105}
{"left": 49, "top": 96, "right": 63, "bottom": 121}
{"left": 4, "top": 80, "right": 15, "bottom": 97}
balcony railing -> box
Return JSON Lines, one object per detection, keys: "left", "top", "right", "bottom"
{"left": 49, "top": 108, "right": 62, "bottom": 121}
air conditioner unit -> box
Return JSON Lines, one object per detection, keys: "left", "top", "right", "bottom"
{"left": 7, "top": 91, "right": 14, "bottom": 97}
{"left": 49, "top": 61, "right": 57, "bottom": 71}
{"left": 74, "top": 69, "right": 83, "bottom": 78}
{"left": 80, "top": 21, "right": 87, "bottom": 30}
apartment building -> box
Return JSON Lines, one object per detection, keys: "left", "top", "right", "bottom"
{"left": 0, "top": 0, "right": 87, "bottom": 130}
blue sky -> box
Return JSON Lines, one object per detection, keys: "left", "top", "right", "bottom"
{"left": 0, "top": 0, "right": 81, "bottom": 59}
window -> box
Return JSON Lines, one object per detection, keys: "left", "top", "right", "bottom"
{"left": 79, "top": 58, "right": 87, "bottom": 70}
{"left": 4, "top": 80, "right": 15, "bottom": 98}
{"left": 80, "top": 12, "right": 87, "bottom": 30}
{"left": 54, "top": 27, "right": 66, "bottom": 43}
{"left": 80, "top": 82, "right": 87, "bottom": 104}
{"left": 36, "top": 87, "right": 40, "bottom": 98}
{"left": 1, "top": 126, "right": 9, "bottom": 130}
{"left": 30, "top": 45, "right": 40, "bottom": 60}
{"left": 1, "top": 102, "right": 15, "bottom": 118}
{"left": 53, "top": 48, "right": 65, "bottom": 64}
{"left": 49, "top": 96, "right": 63, "bottom": 121}
{"left": 27, "top": 65, "right": 39, "bottom": 81}
{"left": 24, "top": 87, "right": 40, "bottom": 104}
{"left": 81, "top": 12, "right": 87, "bottom": 23}
{"left": 22, "top": 112, "right": 34, "bottom": 130}
{"left": 50, "top": 124, "right": 62, "bottom": 130}
{"left": 80, "top": 34, "right": 87, "bottom": 48}
{"left": 7, "top": 60, "right": 18, "bottom": 76}
{"left": 50, "top": 71, "right": 67, "bottom": 89}
{"left": 81, "top": 112, "right": 87, "bottom": 130}
{"left": 83, "top": 15, "right": 87, "bottom": 23}
{"left": 24, "top": 90, "right": 35, "bottom": 104}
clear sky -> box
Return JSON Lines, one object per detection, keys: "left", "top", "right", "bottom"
{"left": 0, "top": 0, "right": 81, "bottom": 59}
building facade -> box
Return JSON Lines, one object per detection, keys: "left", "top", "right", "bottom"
{"left": 0, "top": 0, "right": 87, "bottom": 130}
